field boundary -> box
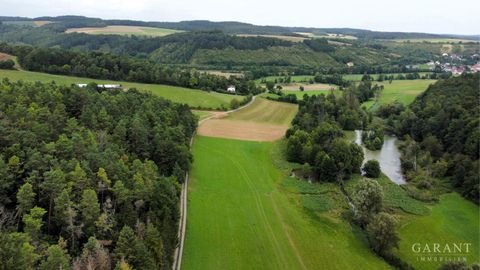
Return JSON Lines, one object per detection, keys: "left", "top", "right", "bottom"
{"left": 172, "top": 95, "right": 256, "bottom": 270}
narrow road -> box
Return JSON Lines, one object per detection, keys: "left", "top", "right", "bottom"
{"left": 172, "top": 95, "right": 257, "bottom": 270}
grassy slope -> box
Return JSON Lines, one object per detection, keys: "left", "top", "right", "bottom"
{"left": 344, "top": 174, "right": 479, "bottom": 268}
{"left": 183, "top": 136, "right": 390, "bottom": 270}
{"left": 363, "top": 80, "right": 436, "bottom": 109}
{"left": 0, "top": 69, "right": 237, "bottom": 109}
{"left": 396, "top": 193, "right": 480, "bottom": 269}
{"left": 226, "top": 97, "right": 298, "bottom": 125}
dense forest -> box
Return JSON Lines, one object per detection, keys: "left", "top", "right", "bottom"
{"left": 285, "top": 84, "right": 373, "bottom": 182}
{"left": 0, "top": 43, "right": 260, "bottom": 95}
{"left": 0, "top": 80, "right": 197, "bottom": 269}
{"left": 379, "top": 74, "right": 479, "bottom": 202}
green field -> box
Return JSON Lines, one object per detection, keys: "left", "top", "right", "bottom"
{"left": 362, "top": 79, "right": 436, "bottom": 109}
{"left": 65, "top": 25, "right": 181, "bottom": 37}
{"left": 0, "top": 69, "right": 237, "bottom": 109}
{"left": 396, "top": 193, "right": 480, "bottom": 269}
{"left": 182, "top": 136, "right": 390, "bottom": 269}
{"left": 226, "top": 97, "right": 298, "bottom": 125}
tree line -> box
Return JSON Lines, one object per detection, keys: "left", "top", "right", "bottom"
{"left": 0, "top": 80, "right": 198, "bottom": 269}
{"left": 285, "top": 85, "right": 372, "bottom": 182}
{"left": 379, "top": 74, "right": 479, "bottom": 203}
{"left": 0, "top": 43, "right": 261, "bottom": 96}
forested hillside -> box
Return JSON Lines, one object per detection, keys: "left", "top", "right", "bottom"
{"left": 2, "top": 20, "right": 477, "bottom": 74}
{"left": 0, "top": 80, "right": 197, "bottom": 269}
{"left": 0, "top": 43, "right": 260, "bottom": 95}
{"left": 384, "top": 74, "right": 479, "bottom": 202}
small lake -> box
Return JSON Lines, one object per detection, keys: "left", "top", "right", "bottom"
{"left": 354, "top": 130, "right": 406, "bottom": 185}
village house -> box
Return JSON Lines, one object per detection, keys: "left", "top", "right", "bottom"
{"left": 227, "top": 85, "right": 236, "bottom": 93}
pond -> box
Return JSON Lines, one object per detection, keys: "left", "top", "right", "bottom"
{"left": 354, "top": 130, "right": 406, "bottom": 185}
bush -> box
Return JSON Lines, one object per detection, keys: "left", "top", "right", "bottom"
{"left": 0, "top": 59, "right": 15, "bottom": 69}
{"left": 363, "top": 160, "right": 381, "bottom": 178}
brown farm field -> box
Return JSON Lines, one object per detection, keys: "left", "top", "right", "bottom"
{"left": 197, "top": 97, "right": 298, "bottom": 141}
{"left": 34, "top": 21, "right": 52, "bottom": 27}
{"left": 65, "top": 25, "right": 181, "bottom": 36}
{"left": 0, "top": 53, "right": 13, "bottom": 62}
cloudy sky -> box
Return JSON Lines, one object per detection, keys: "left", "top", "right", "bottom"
{"left": 2, "top": 0, "right": 479, "bottom": 35}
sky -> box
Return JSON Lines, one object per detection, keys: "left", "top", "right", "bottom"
{"left": 1, "top": 0, "right": 479, "bottom": 35}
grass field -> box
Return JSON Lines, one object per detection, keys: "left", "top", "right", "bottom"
{"left": 362, "top": 80, "right": 436, "bottom": 109}
{"left": 396, "top": 193, "right": 480, "bottom": 269}
{"left": 0, "top": 69, "right": 237, "bottom": 109}
{"left": 226, "top": 97, "right": 297, "bottom": 125}
{"left": 390, "top": 38, "right": 479, "bottom": 43}
{"left": 182, "top": 136, "right": 390, "bottom": 269}
{"left": 65, "top": 25, "right": 181, "bottom": 37}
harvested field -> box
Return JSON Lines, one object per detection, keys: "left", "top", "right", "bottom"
{"left": 197, "top": 98, "right": 297, "bottom": 141}
{"left": 65, "top": 25, "right": 180, "bottom": 36}
{"left": 197, "top": 120, "right": 288, "bottom": 141}
{"left": 0, "top": 53, "right": 13, "bottom": 62}
{"left": 34, "top": 21, "right": 52, "bottom": 27}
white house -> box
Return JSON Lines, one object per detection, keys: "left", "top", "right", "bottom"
{"left": 227, "top": 85, "right": 236, "bottom": 93}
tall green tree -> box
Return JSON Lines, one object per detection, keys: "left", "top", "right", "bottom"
{"left": 351, "top": 179, "right": 383, "bottom": 227}
{"left": 39, "top": 243, "right": 71, "bottom": 270}
{"left": 22, "top": 206, "right": 47, "bottom": 244}
{"left": 80, "top": 189, "right": 100, "bottom": 237}
{"left": 366, "top": 213, "right": 399, "bottom": 254}
{"left": 16, "top": 182, "right": 36, "bottom": 218}
{"left": 0, "top": 232, "right": 38, "bottom": 270}
{"left": 41, "top": 168, "right": 66, "bottom": 232}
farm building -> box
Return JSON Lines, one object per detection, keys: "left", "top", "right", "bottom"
{"left": 98, "top": 84, "right": 122, "bottom": 90}
{"left": 73, "top": 83, "right": 123, "bottom": 90}
{"left": 227, "top": 85, "right": 236, "bottom": 93}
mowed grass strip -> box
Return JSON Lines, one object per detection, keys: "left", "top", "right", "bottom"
{"left": 183, "top": 136, "right": 390, "bottom": 270}
{"left": 227, "top": 97, "right": 297, "bottom": 125}
{"left": 395, "top": 193, "right": 480, "bottom": 270}
{"left": 0, "top": 69, "right": 237, "bottom": 109}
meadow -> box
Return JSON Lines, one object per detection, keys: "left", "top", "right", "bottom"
{"left": 362, "top": 80, "right": 436, "bottom": 109}
{"left": 396, "top": 193, "right": 479, "bottom": 269}
{"left": 65, "top": 25, "right": 181, "bottom": 37}
{"left": 0, "top": 69, "right": 237, "bottom": 109}
{"left": 182, "top": 136, "right": 391, "bottom": 269}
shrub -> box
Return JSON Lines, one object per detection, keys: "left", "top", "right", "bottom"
{"left": 363, "top": 160, "right": 381, "bottom": 178}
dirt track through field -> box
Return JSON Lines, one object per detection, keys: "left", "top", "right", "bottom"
{"left": 197, "top": 97, "right": 297, "bottom": 141}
